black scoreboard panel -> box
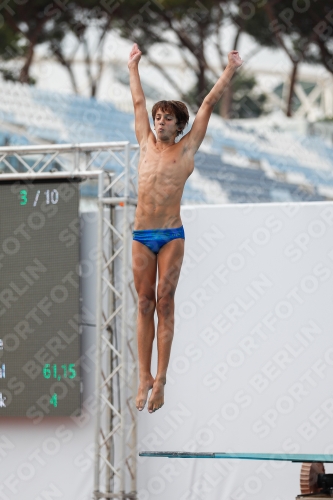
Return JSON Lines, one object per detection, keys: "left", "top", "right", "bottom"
{"left": 0, "top": 179, "right": 81, "bottom": 417}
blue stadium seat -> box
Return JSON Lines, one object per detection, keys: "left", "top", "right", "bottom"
{"left": 0, "top": 79, "right": 332, "bottom": 203}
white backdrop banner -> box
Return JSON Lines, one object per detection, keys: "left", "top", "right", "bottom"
{"left": 138, "top": 202, "right": 333, "bottom": 500}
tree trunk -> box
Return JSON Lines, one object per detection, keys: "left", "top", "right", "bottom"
{"left": 286, "top": 62, "right": 298, "bottom": 117}
{"left": 53, "top": 47, "right": 79, "bottom": 94}
{"left": 19, "top": 41, "right": 34, "bottom": 83}
{"left": 197, "top": 63, "right": 207, "bottom": 110}
{"left": 65, "top": 64, "right": 79, "bottom": 95}
{"left": 18, "top": 19, "right": 46, "bottom": 84}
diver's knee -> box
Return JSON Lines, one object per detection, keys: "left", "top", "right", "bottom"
{"left": 138, "top": 295, "right": 156, "bottom": 316}
{"left": 156, "top": 293, "right": 174, "bottom": 318}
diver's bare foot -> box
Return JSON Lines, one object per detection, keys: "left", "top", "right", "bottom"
{"left": 136, "top": 375, "right": 154, "bottom": 411}
{"left": 148, "top": 378, "right": 165, "bottom": 413}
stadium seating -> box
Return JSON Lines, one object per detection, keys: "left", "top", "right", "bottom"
{"left": 0, "top": 79, "right": 331, "bottom": 204}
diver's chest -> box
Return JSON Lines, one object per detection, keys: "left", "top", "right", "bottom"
{"left": 141, "top": 161, "right": 186, "bottom": 184}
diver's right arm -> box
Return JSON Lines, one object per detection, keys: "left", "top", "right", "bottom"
{"left": 128, "top": 43, "right": 151, "bottom": 144}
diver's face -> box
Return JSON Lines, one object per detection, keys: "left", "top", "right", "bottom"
{"left": 154, "top": 109, "right": 179, "bottom": 141}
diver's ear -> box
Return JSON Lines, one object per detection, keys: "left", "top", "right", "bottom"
{"left": 178, "top": 121, "right": 185, "bottom": 132}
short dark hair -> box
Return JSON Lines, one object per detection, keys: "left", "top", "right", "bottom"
{"left": 152, "top": 100, "right": 189, "bottom": 137}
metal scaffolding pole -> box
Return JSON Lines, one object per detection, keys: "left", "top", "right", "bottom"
{"left": 93, "top": 145, "right": 138, "bottom": 500}
{"left": 0, "top": 141, "right": 139, "bottom": 500}
{"left": 120, "top": 145, "right": 130, "bottom": 497}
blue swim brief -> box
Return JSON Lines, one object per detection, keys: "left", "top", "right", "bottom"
{"left": 132, "top": 226, "right": 185, "bottom": 254}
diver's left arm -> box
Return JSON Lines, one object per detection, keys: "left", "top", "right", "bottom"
{"left": 186, "top": 51, "right": 243, "bottom": 152}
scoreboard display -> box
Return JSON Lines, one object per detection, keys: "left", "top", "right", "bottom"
{"left": 0, "top": 179, "right": 81, "bottom": 417}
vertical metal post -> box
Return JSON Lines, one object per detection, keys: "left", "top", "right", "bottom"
{"left": 130, "top": 350, "right": 137, "bottom": 495}
{"left": 106, "top": 175, "right": 115, "bottom": 494}
{"left": 74, "top": 146, "right": 80, "bottom": 171}
{"left": 94, "top": 171, "right": 105, "bottom": 498}
{"left": 120, "top": 143, "right": 130, "bottom": 497}
{"left": 129, "top": 148, "right": 138, "bottom": 496}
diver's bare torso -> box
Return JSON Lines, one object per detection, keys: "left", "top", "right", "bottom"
{"left": 135, "top": 132, "right": 194, "bottom": 230}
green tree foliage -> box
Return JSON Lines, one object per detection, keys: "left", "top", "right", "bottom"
{"left": 113, "top": 0, "right": 233, "bottom": 110}
{"left": 0, "top": 24, "right": 20, "bottom": 58}
{"left": 1, "top": 0, "right": 332, "bottom": 117}
{"left": 234, "top": 0, "right": 333, "bottom": 116}
{"left": 111, "top": 0, "right": 272, "bottom": 117}
{"left": 43, "top": 2, "right": 113, "bottom": 96}
{"left": 0, "top": 0, "right": 104, "bottom": 89}
{"left": 0, "top": 0, "right": 56, "bottom": 82}
{"left": 0, "top": 0, "right": 73, "bottom": 83}
{"left": 0, "top": 23, "right": 23, "bottom": 81}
